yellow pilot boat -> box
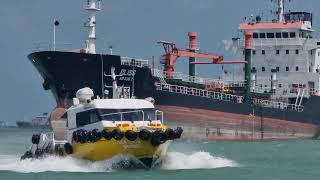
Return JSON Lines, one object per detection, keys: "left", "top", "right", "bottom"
{"left": 21, "top": 68, "right": 183, "bottom": 168}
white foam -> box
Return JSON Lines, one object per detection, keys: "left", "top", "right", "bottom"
{"left": 0, "top": 151, "right": 238, "bottom": 173}
{"left": 161, "top": 151, "right": 238, "bottom": 170}
{"left": 0, "top": 155, "right": 115, "bottom": 173}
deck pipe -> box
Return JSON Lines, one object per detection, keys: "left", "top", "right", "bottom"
{"left": 188, "top": 32, "right": 197, "bottom": 81}
{"left": 244, "top": 31, "right": 253, "bottom": 103}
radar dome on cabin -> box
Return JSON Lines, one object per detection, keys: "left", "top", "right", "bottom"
{"left": 76, "top": 87, "right": 94, "bottom": 103}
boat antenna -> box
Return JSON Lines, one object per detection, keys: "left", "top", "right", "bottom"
{"left": 271, "top": 0, "right": 286, "bottom": 22}
{"left": 53, "top": 19, "right": 59, "bottom": 51}
{"left": 131, "top": 58, "right": 136, "bottom": 98}
{"left": 84, "top": 0, "right": 102, "bottom": 54}
{"left": 277, "top": 0, "right": 284, "bottom": 22}
{"left": 104, "top": 67, "right": 122, "bottom": 99}
{"left": 109, "top": 46, "right": 113, "bottom": 55}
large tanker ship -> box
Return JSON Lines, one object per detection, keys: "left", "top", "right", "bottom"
{"left": 29, "top": 0, "right": 320, "bottom": 140}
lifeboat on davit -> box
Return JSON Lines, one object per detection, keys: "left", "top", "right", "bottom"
{"left": 21, "top": 67, "right": 183, "bottom": 168}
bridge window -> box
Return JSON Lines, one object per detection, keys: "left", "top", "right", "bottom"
{"left": 282, "top": 32, "right": 289, "bottom": 38}
{"left": 276, "top": 50, "right": 280, "bottom": 55}
{"left": 259, "top": 33, "right": 266, "bottom": 38}
{"left": 262, "top": 67, "right": 265, "bottom": 72}
{"left": 276, "top": 67, "right": 280, "bottom": 71}
{"left": 253, "top": 33, "right": 259, "bottom": 39}
{"left": 267, "top": 33, "right": 275, "bottom": 38}
{"left": 290, "top": 32, "right": 296, "bottom": 38}
{"left": 295, "top": 49, "right": 299, "bottom": 54}
{"left": 276, "top": 32, "right": 282, "bottom": 38}
{"left": 262, "top": 50, "right": 265, "bottom": 55}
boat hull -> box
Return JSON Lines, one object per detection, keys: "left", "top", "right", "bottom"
{"left": 72, "top": 139, "right": 170, "bottom": 168}
{"left": 28, "top": 51, "right": 320, "bottom": 140}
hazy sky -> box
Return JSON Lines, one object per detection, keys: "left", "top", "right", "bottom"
{"left": 0, "top": 0, "right": 319, "bottom": 122}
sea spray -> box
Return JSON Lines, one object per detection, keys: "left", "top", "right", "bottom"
{"left": 0, "top": 151, "right": 238, "bottom": 173}
{"left": 161, "top": 151, "right": 238, "bottom": 170}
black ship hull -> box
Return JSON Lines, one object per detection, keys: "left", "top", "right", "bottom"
{"left": 28, "top": 51, "right": 320, "bottom": 138}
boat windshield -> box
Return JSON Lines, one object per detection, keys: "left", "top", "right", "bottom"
{"left": 98, "top": 108, "right": 156, "bottom": 122}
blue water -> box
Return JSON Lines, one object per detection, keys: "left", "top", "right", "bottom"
{"left": 0, "top": 128, "right": 319, "bottom": 180}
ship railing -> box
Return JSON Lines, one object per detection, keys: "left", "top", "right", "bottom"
{"left": 156, "top": 82, "right": 304, "bottom": 113}
{"left": 44, "top": 132, "right": 68, "bottom": 145}
{"left": 101, "top": 110, "right": 145, "bottom": 123}
{"left": 152, "top": 68, "right": 245, "bottom": 88}
{"left": 254, "top": 99, "right": 304, "bottom": 112}
{"left": 155, "top": 110, "right": 164, "bottom": 124}
{"left": 121, "top": 57, "right": 149, "bottom": 67}
{"left": 33, "top": 42, "right": 77, "bottom": 52}
{"left": 155, "top": 82, "right": 244, "bottom": 103}
{"left": 101, "top": 110, "right": 164, "bottom": 124}
{"left": 153, "top": 69, "right": 169, "bottom": 87}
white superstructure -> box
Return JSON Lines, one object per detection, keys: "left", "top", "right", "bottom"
{"left": 225, "top": 1, "right": 320, "bottom": 103}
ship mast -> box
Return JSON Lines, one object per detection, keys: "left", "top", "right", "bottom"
{"left": 84, "top": 0, "right": 101, "bottom": 54}
{"left": 277, "top": 0, "right": 284, "bottom": 22}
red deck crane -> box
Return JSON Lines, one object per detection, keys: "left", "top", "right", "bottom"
{"left": 158, "top": 32, "right": 247, "bottom": 79}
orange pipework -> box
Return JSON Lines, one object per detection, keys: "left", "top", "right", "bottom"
{"left": 158, "top": 33, "right": 246, "bottom": 79}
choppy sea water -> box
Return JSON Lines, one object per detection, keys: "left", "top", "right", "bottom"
{"left": 0, "top": 128, "right": 319, "bottom": 180}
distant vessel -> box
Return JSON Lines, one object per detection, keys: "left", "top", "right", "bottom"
{"left": 28, "top": 0, "right": 320, "bottom": 140}
{"left": 16, "top": 113, "right": 50, "bottom": 128}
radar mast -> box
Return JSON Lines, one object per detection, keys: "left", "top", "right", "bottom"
{"left": 84, "top": 0, "right": 101, "bottom": 54}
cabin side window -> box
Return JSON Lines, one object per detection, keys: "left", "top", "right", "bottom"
{"left": 76, "top": 111, "right": 90, "bottom": 127}
{"left": 259, "top": 33, "right": 266, "bottom": 39}
{"left": 253, "top": 33, "right": 259, "bottom": 39}
{"left": 276, "top": 32, "right": 282, "bottom": 38}
{"left": 76, "top": 110, "right": 100, "bottom": 127}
